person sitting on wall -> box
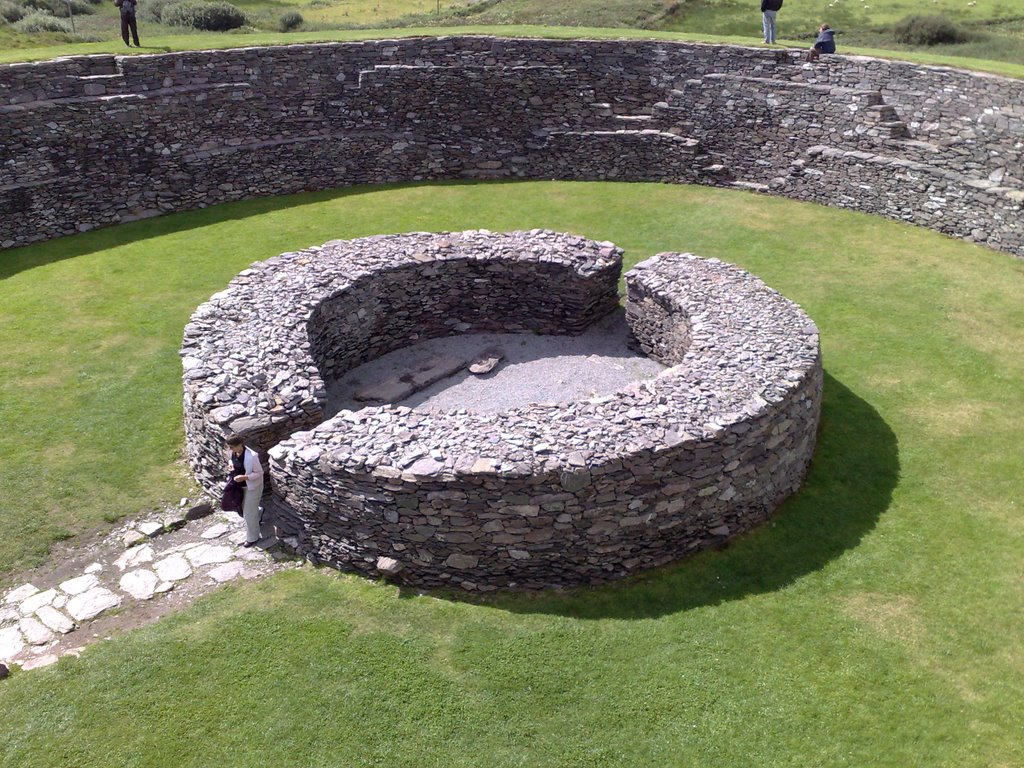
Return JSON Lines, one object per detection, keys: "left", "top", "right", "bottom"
{"left": 807, "top": 24, "right": 836, "bottom": 61}
{"left": 760, "top": 0, "right": 783, "bottom": 44}
{"left": 115, "top": 0, "right": 141, "bottom": 48}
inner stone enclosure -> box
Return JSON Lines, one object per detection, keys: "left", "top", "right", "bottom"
{"left": 182, "top": 230, "right": 822, "bottom": 590}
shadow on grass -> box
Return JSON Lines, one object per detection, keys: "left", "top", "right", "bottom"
{"left": 0, "top": 179, "right": 487, "bottom": 282}
{"left": 430, "top": 371, "right": 899, "bottom": 619}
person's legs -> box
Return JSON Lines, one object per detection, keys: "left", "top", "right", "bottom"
{"left": 128, "top": 14, "right": 140, "bottom": 46}
{"left": 242, "top": 486, "right": 263, "bottom": 543}
{"left": 762, "top": 11, "right": 777, "bottom": 44}
{"left": 807, "top": 46, "right": 821, "bottom": 62}
{"left": 120, "top": 14, "right": 130, "bottom": 46}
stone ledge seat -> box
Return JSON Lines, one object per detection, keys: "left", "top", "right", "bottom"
{"left": 180, "top": 231, "right": 823, "bottom": 590}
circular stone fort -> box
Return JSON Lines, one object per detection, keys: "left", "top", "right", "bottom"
{"left": 2, "top": 37, "right": 1020, "bottom": 587}
{"left": 182, "top": 230, "right": 821, "bottom": 589}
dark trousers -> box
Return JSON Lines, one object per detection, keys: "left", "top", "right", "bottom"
{"left": 121, "top": 12, "right": 140, "bottom": 46}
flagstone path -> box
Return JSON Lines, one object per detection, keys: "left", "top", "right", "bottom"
{"left": 0, "top": 500, "right": 297, "bottom": 673}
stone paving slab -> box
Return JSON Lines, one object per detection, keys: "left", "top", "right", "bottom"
{"left": 66, "top": 588, "right": 121, "bottom": 623}
{"left": 0, "top": 501, "right": 295, "bottom": 671}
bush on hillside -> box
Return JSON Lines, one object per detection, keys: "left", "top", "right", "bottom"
{"left": 163, "top": 0, "right": 245, "bottom": 30}
{"left": 141, "top": 0, "right": 178, "bottom": 21}
{"left": 893, "top": 14, "right": 970, "bottom": 46}
{"left": 13, "top": 9, "right": 71, "bottom": 31}
{"left": 21, "top": 0, "right": 95, "bottom": 17}
{"left": 0, "top": 0, "right": 26, "bottom": 22}
{"left": 278, "top": 9, "right": 301, "bottom": 31}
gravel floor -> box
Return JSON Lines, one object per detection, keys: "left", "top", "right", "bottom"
{"left": 326, "top": 309, "right": 666, "bottom": 415}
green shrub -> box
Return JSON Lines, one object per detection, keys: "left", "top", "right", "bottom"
{"left": 893, "top": 14, "right": 970, "bottom": 46}
{"left": 163, "top": 0, "right": 244, "bottom": 30}
{"left": 140, "top": 0, "right": 177, "bottom": 21}
{"left": 13, "top": 9, "right": 71, "bottom": 31}
{"left": 278, "top": 9, "right": 301, "bottom": 30}
{"left": 21, "top": 0, "right": 95, "bottom": 17}
{"left": 0, "top": 0, "right": 26, "bottom": 22}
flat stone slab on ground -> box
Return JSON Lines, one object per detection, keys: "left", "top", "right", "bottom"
{"left": 408, "top": 354, "right": 466, "bottom": 388}
{"left": 153, "top": 554, "right": 192, "bottom": 582}
{"left": 4, "top": 583, "right": 39, "bottom": 605}
{"left": 0, "top": 626, "right": 25, "bottom": 661}
{"left": 468, "top": 347, "right": 504, "bottom": 375}
{"left": 185, "top": 544, "right": 233, "bottom": 567}
{"left": 19, "top": 617, "right": 54, "bottom": 646}
{"left": 114, "top": 544, "right": 154, "bottom": 571}
{"left": 35, "top": 605, "right": 75, "bottom": 634}
{"left": 120, "top": 569, "right": 159, "bottom": 600}
{"left": 206, "top": 562, "right": 246, "bottom": 583}
{"left": 138, "top": 521, "right": 164, "bottom": 538}
{"left": 66, "top": 587, "right": 121, "bottom": 623}
{"left": 201, "top": 523, "right": 230, "bottom": 540}
{"left": 21, "top": 654, "right": 58, "bottom": 671}
{"left": 353, "top": 377, "right": 416, "bottom": 403}
{"left": 19, "top": 589, "right": 57, "bottom": 615}
{"left": 59, "top": 574, "right": 99, "bottom": 596}
{"left": 353, "top": 354, "right": 465, "bottom": 403}
{"left": 122, "top": 529, "right": 149, "bottom": 548}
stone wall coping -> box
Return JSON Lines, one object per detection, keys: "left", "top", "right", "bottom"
{"left": 6, "top": 36, "right": 1023, "bottom": 85}
{"left": 181, "top": 229, "right": 622, "bottom": 438}
{"left": 266, "top": 248, "right": 820, "bottom": 478}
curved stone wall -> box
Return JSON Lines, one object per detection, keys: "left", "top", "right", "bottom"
{"left": 1, "top": 38, "right": 1022, "bottom": 257}
{"left": 181, "top": 230, "right": 622, "bottom": 497}
{"left": 183, "top": 231, "right": 822, "bottom": 589}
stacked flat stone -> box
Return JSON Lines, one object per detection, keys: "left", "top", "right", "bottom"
{"left": 1, "top": 39, "right": 1022, "bottom": 258}
{"left": 181, "top": 230, "right": 622, "bottom": 496}
{"left": 183, "top": 231, "right": 822, "bottom": 590}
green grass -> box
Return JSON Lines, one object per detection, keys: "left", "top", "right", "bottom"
{"left": 0, "top": 180, "right": 1023, "bottom": 765}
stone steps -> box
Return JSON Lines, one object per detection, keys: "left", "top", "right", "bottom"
{"left": 794, "top": 144, "right": 1024, "bottom": 201}
{"left": 698, "top": 72, "right": 885, "bottom": 104}
{"left": 0, "top": 81, "right": 253, "bottom": 112}
{"left": 658, "top": 73, "right": 912, "bottom": 149}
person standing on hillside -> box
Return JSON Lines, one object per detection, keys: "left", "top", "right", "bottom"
{"left": 115, "top": 0, "right": 141, "bottom": 47}
{"left": 761, "top": 0, "right": 783, "bottom": 44}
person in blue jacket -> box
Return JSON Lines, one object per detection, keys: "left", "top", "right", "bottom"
{"left": 760, "top": 0, "right": 783, "bottom": 44}
{"left": 807, "top": 24, "right": 837, "bottom": 61}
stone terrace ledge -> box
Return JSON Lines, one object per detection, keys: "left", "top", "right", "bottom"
{"left": 182, "top": 230, "right": 822, "bottom": 591}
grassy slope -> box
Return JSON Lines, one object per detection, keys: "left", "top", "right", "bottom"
{"left": 0, "top": 181, "right": 1022, "bottom": 765}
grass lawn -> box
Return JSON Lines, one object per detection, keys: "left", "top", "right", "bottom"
{"left": 0, "top": 181, "right": 1023, "bottom": 765}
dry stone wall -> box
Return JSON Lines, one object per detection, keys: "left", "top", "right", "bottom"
{"left": 1, "top": 38, "right": 1022, "bottom": 257}
{"left": 180, "top": 230, "right": 621, "bottom": 498}
{"left": 183, "top": 231, "right": 821, "bottom": 590}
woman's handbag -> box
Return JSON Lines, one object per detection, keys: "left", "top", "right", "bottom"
{"left": 220, "top": 477, "right": 244, "bottom": 515}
